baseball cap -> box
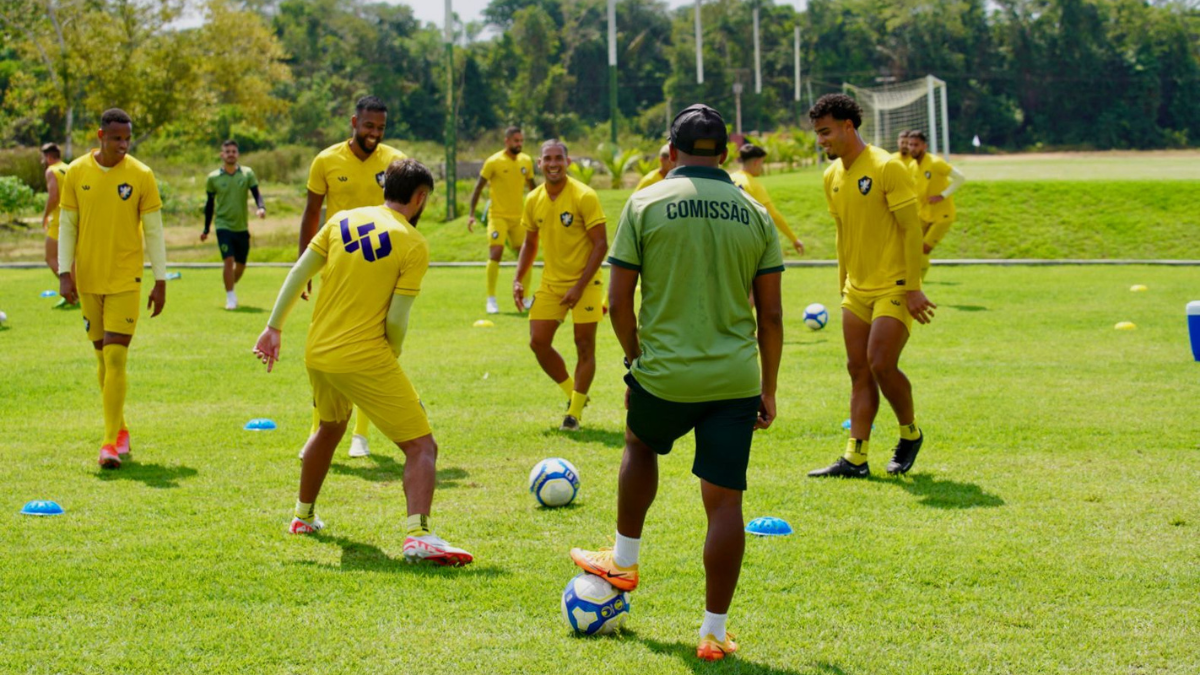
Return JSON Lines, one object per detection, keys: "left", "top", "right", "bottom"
{"left": 670, "top": 104, "right": 728, "bottom": 157}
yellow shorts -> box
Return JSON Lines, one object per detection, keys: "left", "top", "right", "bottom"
{"left": 841, "top": 287, "right": 912, "bottom": 334}
{"left": 529, "top": 279, "right": 605, "bottom": 324}
{"left": 487, "top": 216, "right": 526, "bottom": 249}
{"left": 307, "top": 361, "right": 431, "bottom": 444}
{"left": 81, "top": 290, "right": 140, "bottom": 341}
{"left": 47, "top": 219, "right": 59, "bottom": 241}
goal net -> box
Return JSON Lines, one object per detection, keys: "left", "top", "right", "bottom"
{"left": 843, "top": 76, "right": 950, "bottom": 155}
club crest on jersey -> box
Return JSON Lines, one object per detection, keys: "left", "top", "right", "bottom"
{"left": 521, "top": 167, "right": 528, "bottom": 175}
{"left": 925, "top": 171, "right": 932, "bottom": 179}
{"left": 376, "top": 171, "right": 386, "bottom": 187}
{"left": 117, "top": 183, "right": 133, "bottom": 200}
{"left": 560, "top": 212, "right": 574, "bottom": 227}
{"left": 857, "top": 177, "right": 872, "bottom": 195}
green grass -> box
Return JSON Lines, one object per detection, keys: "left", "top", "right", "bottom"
{"left": 2, "top": 265, "right": 1198, "bottom": 674}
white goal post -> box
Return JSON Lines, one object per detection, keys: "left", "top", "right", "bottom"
{"left": 843, "top": 75, "right": 950, "bottom": 155}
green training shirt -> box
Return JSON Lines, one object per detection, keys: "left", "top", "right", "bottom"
{"left": 205, "top": 165, "right": 259, "bottom": 232}
{"left": 609, "top": 165, "right": 785, "bottom": 403}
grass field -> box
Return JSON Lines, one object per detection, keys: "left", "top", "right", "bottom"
{"left": 2, "top": 264, "right": 1198, "bottom": 674}
{"left": 2, "top": 151, "right": 1199, "bottom": 265}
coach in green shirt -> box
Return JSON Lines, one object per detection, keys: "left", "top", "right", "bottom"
{"left": 568, "top": 104, "right": 784, "bottom": 662}
{"left": 201, "top": 139, "right": 265, "bottom": 310}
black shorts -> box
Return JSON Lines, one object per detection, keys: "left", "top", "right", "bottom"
{"left": 624, "top": 373, "right": 760, "bottom": 491}
{"left": 216, "top": 229, "right": 250, "bottom": 264}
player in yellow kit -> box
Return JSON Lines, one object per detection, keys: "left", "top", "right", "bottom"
{"left": 806, "top": 94, "right": 935, "bottom": 479}
{"left": 907, "top": 130, "right": 966, "bottom": 280}
{"left": 57, "top": 109, "right": 169, "bottom": 469}
{"left": 40, "top": 143, "right": 76, "bottom": 309}
{"left": 297, "top": 95, "right": 407, "bottom": 459}
{"left": 513, "top": 139, "right": 608, "bottom": 432}
{"left": 634, "top": 144, "right": 674, "bottom": 192}
{"left": 254, "top": 159, "right": 472, "bottom": 566}
{"left": 729, "top": 144, "right": 805, "bottom": 256}
{"left": 890, "top": 131, "right": 915, "bottom": 168}
{"left": 467, "top": 126, "right": 536, "bottom": 314}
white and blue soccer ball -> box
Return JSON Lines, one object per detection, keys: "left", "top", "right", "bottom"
{"left": 561, "top": 573, "right": 631, "bottom": 635}
{"left": 803, "top": 303, "right": 829, "bottom": 331}
{"left": 528, "top": 458, "right": 580, "bottom": 507}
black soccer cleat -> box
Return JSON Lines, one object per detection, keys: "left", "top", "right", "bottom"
{"left": 807, "top": 457, "right": 870, "bottom": 478}
{"left": 560, "top": 415, "right": 581, "bottom": 432}
{"left": 886, "top": 434, "right": 924, "bottom": 475}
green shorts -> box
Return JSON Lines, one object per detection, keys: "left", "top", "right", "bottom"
{"left": 624, "top": 373, "right": 760, "bottom": 491}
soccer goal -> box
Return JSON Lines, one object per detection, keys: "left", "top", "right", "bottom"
{"left": 843, "top": 75, "right": 950, "bottom": 155}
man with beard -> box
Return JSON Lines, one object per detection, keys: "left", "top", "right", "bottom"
{"left": 806, "top": 94, "right": 935, "bottom": 479}
{"left": 254, "top": 159, "right": 473, "bottom": 566}
{"left": 512, "top": 139, "right": 608, "bottom": 432}
{"left": 297, "top": 95, "right": 406, "bottom": 459}
{"left": 906, "top": 130, "right": 966, "bottom": 281}
{"left": 890, "top": 130, "right": 915, "bottom": 168}
{"left": 467, "top": 126, "right": 536, "bottom": 314}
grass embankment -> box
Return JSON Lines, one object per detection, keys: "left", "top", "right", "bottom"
{"left": 1, "top": 265, "right": 1198, "bottom": 674}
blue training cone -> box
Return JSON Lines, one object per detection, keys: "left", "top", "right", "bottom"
{"left": 842, "top": 419, "right": 875, "bottom": 431}
{"left": 746, "top": 517, "right": 793, "bottom": 536}
{"left": 40, "top": 290, "right": 57, "bottom": 298}
{"left": 21, "top": 500, "right": 64, "bottom": 516}
{"left": 244, "top": 418, "right": 277, "bottom": 431}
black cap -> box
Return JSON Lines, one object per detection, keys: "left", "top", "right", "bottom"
{"left": 670, "top": 104, "right": 728, "bottom": 157}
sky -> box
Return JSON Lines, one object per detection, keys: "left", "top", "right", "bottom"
{"left": 398, "top": 0, "right": 804, "bottom": 29}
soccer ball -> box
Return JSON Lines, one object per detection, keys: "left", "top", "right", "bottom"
{"left": 528, "top": 458, "right": 579, "bottom": 507}
{"left": 803, "top": 303, "right": 829, "bottom": 331}
{"left": 561, "top": 573, "right": 631, "bottom": 635}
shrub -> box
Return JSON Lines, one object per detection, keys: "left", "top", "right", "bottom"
{"left": 0, "top": 147, "right": 48, "bottom": 191}
{"left": 0, "top": 175, "right": 38, "bottom": 219}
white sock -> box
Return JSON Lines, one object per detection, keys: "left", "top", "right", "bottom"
{"left": 613, "top": 531, "right": 640, "bottom": 568}
{"left": 226, "top": 290, "right": 236, "bottom": 303}
{"left": 700, "top": 611, "right": 727, "bottom": 642}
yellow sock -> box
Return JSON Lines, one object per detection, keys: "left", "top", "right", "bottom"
{"left": 406, "top": 513, "right": 431, "bottom": 537}
{"left": 843, "top": 438, "right": 869, "bottom": 465}
{"left": 310, "top": 407, "right": 319, "bottom": 435}
{"left": 295, "top": 501, "right": 315, "bottom": 520}
{"left": 94, "top": 349, "right": 105, "bottom": 389}
{"left": 520, "top": 266, "right": 532, "bottom": 291}
{"left": 101, "top": 344, "right": 128, "bottom": 447}
{"left": 558, "top": 377, "right": 575, "bottom": 399}
{"left": 567, "top": 390, "right": 588, "bottom": 419}
{"left": 353, "top": 406, "right": 371, "bottom": 437}
{"left": 486, "top": 259, "right": 500, "bottom": 296}
{"left": 899, "top": 421, "right": 921, "bottom": 441}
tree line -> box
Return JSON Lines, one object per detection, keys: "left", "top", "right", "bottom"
{"left": 2, "top": 0, "right": 1198, "bottom": 157}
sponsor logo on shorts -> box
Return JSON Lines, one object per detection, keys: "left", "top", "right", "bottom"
{"left": 491, "top": 231, "right": 499, "bottom": 239}
{"left": 857, "top": 177, "right": 872, "bottom": 195}
{"left": 560, "top": 212, "right": 574, "bottom": 227}
{"left": 584, "top": 306, "right": 594, "bottom": 312}
{"left": 82, "top": 185, "right": 91, "bottom": 191}
{"left": 117, "top": 183, "right": 133, "bottom": 200}
{"left": 375, "top": 171, "right": 386, "bottom": 187}
{"left": 83, "top": 318, "right": 90, "bottom": 332}
{"left": 337, "top": 176, "right": 348, "bottom": 182}
{"left": 890, "top": 299, "right": 902, "bottom": 306}
{"left": 126, "top": 317, "right": 135, "bottom": 323}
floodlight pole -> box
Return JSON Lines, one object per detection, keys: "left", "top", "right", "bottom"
{"left": 794, "top": 25, "right": 801, "bottom": 124}
{"left": 733, "top": 82, "right": 744, "bottom": 135}
{"left": 753, "top": 2, "right": 761, "bottom": 96}
{"left": 608, "top": 0, "right": 618, "bottom": 149}
{"left": 444, "top": 0, "right": 457, "bottom": 220}
{"left": 695, "top": 0, "right": 704, "bottom": 84}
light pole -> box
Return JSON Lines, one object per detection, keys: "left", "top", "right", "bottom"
{"left": 694, "top": 0, "right": 704, "bottom": 84}
{"left": 794, "top": 24, "right": 802, "bottom": 124}
{"left": 608, "top": 0, "right": 618, "bottom": 149}
{"left": 443, "top": 0, "right": 456, "bottom": 220}
{"left": 733, "top": 82, "right": 744, "bottom": 136}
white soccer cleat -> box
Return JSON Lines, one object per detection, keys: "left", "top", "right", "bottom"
{"left": 403, "top": 533, "right": 474, "bottom": 567}
{"left": 289, "top": 515, "right": 324, "bottom": 534}
{"left": 225, "top": 302, "right": 238, "bottom": 310}
{"left": 348, "top": 434, "right": 370, "bottom": 457}
{"left": 486, "top": 296, "right": 499, "bottom": 314}
{"left": 523, "top": 296, "right": 533, "bottom": 310}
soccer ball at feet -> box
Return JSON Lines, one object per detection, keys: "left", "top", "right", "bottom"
{"left": 562, "top": 573, "right": 630, "bottom": 635}
{"left": 528, "top": 458, "right": 579, "bottom": 507}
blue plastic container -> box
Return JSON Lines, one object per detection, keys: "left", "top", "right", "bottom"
{"left": 21, "top": 500, "right": 64, "bottom": 516}
{"left": 1189, "top": 301, "right": 1200, "bottom": 362}
{"left": 166, "top": 272, "right": 182, "bottom": 280}
{"left": 244, "top": 418, "right": 277, "bottom": 431}
{"left": 746, "top": 516, "right": 793, "bottom": 537}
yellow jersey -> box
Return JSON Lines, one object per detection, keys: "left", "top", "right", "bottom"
{"left": 306, "top": 141, "right": 407, "bottom": 217}
{"left": 59, "top": 152, "right": 162, "bottom": 295}
{"left": 912, "top": 153, "right": 956, "bottom": 223}
{"left": 823, "top": 145, "right": 918, "bottom": 294}
{"left": 480, "top": 150, "right": 534, "bottom": 220}
{"left": 635, "top": 169, "right": 666, "bottom": 192}
{"left": 729, "top": 169, "right": 799, "bottom": 243}
{"left": 47, "top": 160, "right": 68, "bottom": 231}
{"left": 306, "top": 205, "right": 429, "bottom": 373}
{"left": 521, "top": 176, "right": 606, "bottom": 286}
